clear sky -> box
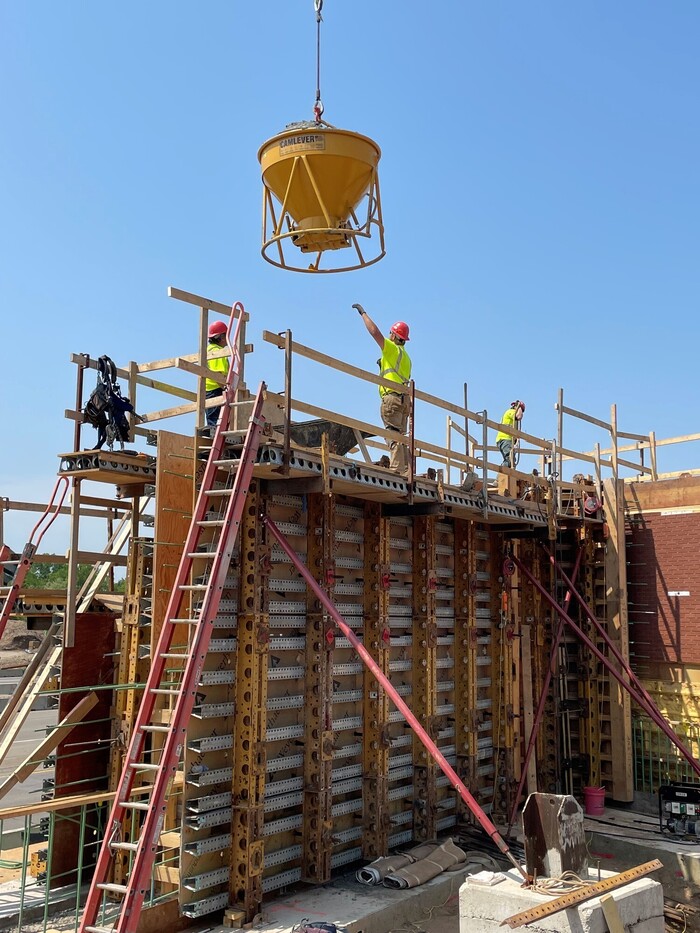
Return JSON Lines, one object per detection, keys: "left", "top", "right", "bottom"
{"left": 1, "top": 1, "right": 699, "bottom": 548}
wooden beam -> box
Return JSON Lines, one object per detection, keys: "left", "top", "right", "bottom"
{"left": 0, "top": 789, "right": 116, "bottom": 821}
{"left": 0, "top": 635, "right": 61, "bottom": 765}
{"left": 139, "top": 401, "right": 197, "bottom": 423}
{"left": 0, "top": 499, "right": 130, "bottom": 521}
{"left": 74, "top": 550, "right": 127, "bottom": 566}
{"left": 134, "top": 375, "right": 195, "bottom": 403}
{"left": 599, "top": 894, "right": 626, "bottom": 933}
{"left": 556, "top": 402, "right": 612, "bottom": 432}
{"left": 167, "top": 285, "right": 250, "bottom": 320}
{"left": 0, "top": 692, "right": 99, "bottom": 801}
{"left": 265, "top": 331, "right": 588, "bottom": 459}
{"left": 575, "top": 430, "right": 700, "bottom": 460}
{"left": 175, "top": 357, "right": 226, "bottom": 385}
{"left": 135, "top": 346, "right": 252, "bottom": 374}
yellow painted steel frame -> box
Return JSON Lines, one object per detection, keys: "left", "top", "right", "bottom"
{"left": 231, "top": 481, "right": 269, "bottom": 920}
{"left": 261, "top": 161, "right": 385, "bottom": 274}
{"left": 362, "top": 502, "right": 390, "bottom": 858}
{"left": 302, "top": 493, "right": 334, "bottom": 883}
{"left": 492, "top": 532, "right": 516, "bottom": 819}
{"left": 453, "top": 520, "right": 478, "bottom": 807}
{"left": 110, "top": 537, "right": 153, "bottom": 887}
{"left": 412, "top": 516, "right": 438, "bottom": 840}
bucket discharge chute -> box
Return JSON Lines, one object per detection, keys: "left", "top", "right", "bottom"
{"left": 258, "top": 122, "right": 385, "bottom": 273}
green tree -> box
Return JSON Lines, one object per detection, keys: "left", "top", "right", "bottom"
{"left": 24, "top": 558, "right": 125, "bottom": 592}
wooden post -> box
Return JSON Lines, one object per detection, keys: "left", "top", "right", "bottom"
{"left": 481, "top": 411, "right": 488, "bottom": 517}
{"left": 197, "top": 306, "right": 207, "bottom": 427}
{"left": 74, "top": 354, "right": 88, "bottom": 451}
{"left": 557, "top": 388, "right": 564, "bottom": 491}
{"left": 64, "top": 478, "right": 82, "bottom": 649}
{"left": 446, "top": 416, "right": 452, "bottom": 485}
{"left": 128, "top": 361, "right": 138, "bottom": 431}
{"left": 464, "top": 383, "right": 469, "bottom": 460}
{"left": 610, "top": 403, "right": 619, "bottom": 486}
{"left": 594, "top": 443, "right": 602, "bottom": 501}
{"left": 649, "top": 430, "right": 658, "bottom": 480}
{"left": 603, "top": 476, "right": 634, "bottom": 802}
{"left": 236, "top": 305, "right": 247, "bottom": 396}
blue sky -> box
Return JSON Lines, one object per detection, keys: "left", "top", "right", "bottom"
{"left": 1, "top": 1, "right": 699, "bottom": 548}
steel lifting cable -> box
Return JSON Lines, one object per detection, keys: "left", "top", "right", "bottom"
{"left": 313, "top": 0, "right": 324, "bottom": 121}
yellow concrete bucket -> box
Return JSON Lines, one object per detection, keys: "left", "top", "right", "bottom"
{"left": 258, "top": 123, "right": 385, "bottom": 273}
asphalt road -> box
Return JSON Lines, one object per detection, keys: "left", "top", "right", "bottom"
{"left": 0, "top": 673, "right": 57, "bottom": 838}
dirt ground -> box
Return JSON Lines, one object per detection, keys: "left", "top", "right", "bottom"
{"left": 0, "top": 616, "right": 42, "bottom": 670}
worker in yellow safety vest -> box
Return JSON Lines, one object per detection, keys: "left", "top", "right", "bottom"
{"left": 354, "top": 304, "right": 412, "bottom": 475}
{"left": 495, "top": 400, "right": 526, "bottom": 467}
{"left": 205, "top": 320, "right": 230, "bottom": 427}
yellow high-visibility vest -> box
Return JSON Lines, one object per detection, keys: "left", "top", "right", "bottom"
{"left": 378, "top": 338, "right": 411, "bottom": 398}
{"left": 496, "top": 407, "right": 516, "bottom": 442}
{"left": 206, "top": 341, "right": 230, "bottom": 391}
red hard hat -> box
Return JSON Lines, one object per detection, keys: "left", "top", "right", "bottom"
{"left": 512, "top": 399, "right": 525, "bottom": 412}
{"left": 209, "top": 320, "right": 227, "bottom": 338}
{"left": 390, "top": 321, "right": 410, "bottom": 341}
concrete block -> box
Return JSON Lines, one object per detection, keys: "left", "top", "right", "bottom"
{"left": 459, "top": 868, "right": 664, "bottom": 933}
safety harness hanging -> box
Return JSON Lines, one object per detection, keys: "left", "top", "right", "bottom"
{"left": 83, "top": 355, "right": 137, "bottom": 451}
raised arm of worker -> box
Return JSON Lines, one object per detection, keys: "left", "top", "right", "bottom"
{"left": 353, "top": 303, "right": 384, "bottom": 351}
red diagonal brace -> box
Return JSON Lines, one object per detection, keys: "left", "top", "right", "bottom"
{"left": 264, "top": 515, "right": 528, "bottom": 881}
{"left": 543, "top": 546, "right": 668, "bottom": 730}
{"left": 512, "top": 553, "right": 700, "bottom": 781}
{"left": 506, "top": 544, "right": 584, "bottom": 835}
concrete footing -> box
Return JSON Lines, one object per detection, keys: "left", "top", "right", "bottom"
{"left": 458, "top": 868, "right": 664, "bottom": 933}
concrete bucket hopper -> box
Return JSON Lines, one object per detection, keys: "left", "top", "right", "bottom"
{"left": 258, "top": 123, "right": 385, "bottom": 273}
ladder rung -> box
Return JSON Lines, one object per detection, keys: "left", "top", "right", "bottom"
{"left": 204, "top": 488, "right": 232, "bottom": 496}
{"left": 179, "top": 584, "right": 208, "bottom": 591}
{"left": 85, "top": 926, "right": 117, "bottom": 933}
{"left": 197, "top": 519, "right": 224, "bottom": 527}
{"left": 212, "top": 459, "right": 240, "bottom": 469}
{"left": 188, "top": 551, "right": 216, "bottom": 558}
{"left": 150, "top": 688, "right": 180, "bottom": 696}
{"left": 159, "top": 652, "right": 188, "bottom": 660}
{"left": 141, "top": 724, "right": 169, "bottom": 733}
{"left": 128, "top": 762, "right": 160, "bottom": 771}
{"left": 120, "top": 801, "right": 150, "bottom": 811}
{"left": 97, "top": 882, "right": 128, "bottom": 894}
{"left": 171, "top": 618, "right": 200, "bottom": 625}
{"left": 110, "top": 841, "right": 139, "bottom": 852}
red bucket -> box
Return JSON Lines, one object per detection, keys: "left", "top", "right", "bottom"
{"left": 583, "top": 786, "right": 605, "bottom": 816}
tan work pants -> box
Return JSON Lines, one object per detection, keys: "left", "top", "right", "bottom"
{"left": 380, "top": 392, "right": 410, "bottom": 475}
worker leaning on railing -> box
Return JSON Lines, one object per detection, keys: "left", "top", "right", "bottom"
{"left": 353, "top": 303, "right": 412, "bottom": 477}
{"left": 496, "top": 400, "right": 526, "bottom": 467}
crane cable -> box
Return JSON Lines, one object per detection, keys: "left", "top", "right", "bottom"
{"left": 313, "top": 0, "right": 324, "bottom": 122}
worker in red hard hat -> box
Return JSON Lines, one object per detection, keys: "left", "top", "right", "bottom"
{"left": 205, "top": 320, "right": 230, "bottom": 427}
{"left": 495, "top": 400, "right": 526, "bottom": 467}
{"left": 353, "top": 304, "right": 412, "bottom": 476}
